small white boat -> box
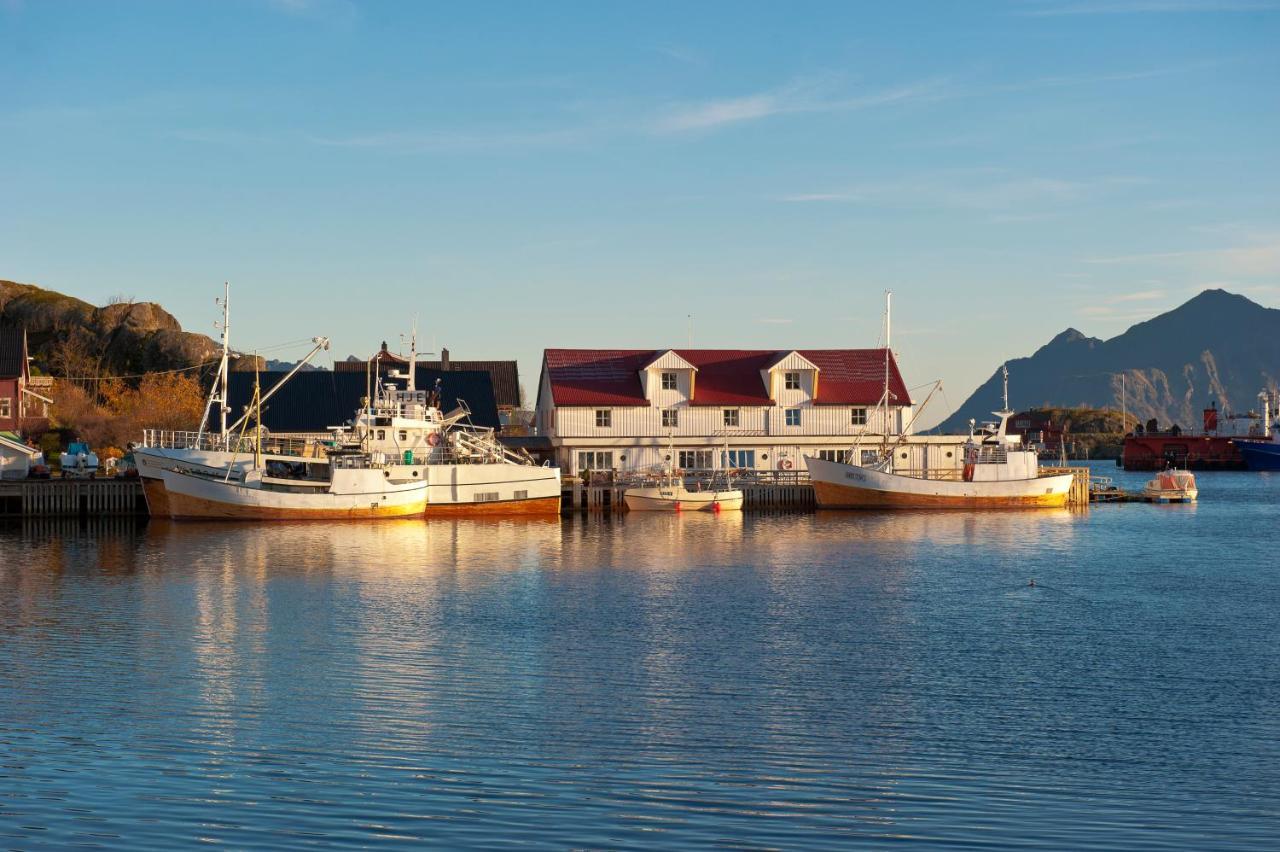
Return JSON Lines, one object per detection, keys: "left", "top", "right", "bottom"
{"left": 624, "top": 479, "right": 744, "bottom": 512}
{"left": 1143, "top": 469, "right": 1198, "bottom": 503}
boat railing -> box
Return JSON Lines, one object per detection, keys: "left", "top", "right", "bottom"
{"left": 141, "top": 429, "right": 319, "bottom": 458}
{"left": 975, "top": 446, "right": 1009, "bottom": 465}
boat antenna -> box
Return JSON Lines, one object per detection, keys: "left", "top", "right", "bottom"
{"left": 1001, "top": 364, "right": 1010, "bottom": 414}
{"left": 407, "top": 317, "right": 418, "bottom": 394}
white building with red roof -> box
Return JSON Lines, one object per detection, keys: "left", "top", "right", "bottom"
{"left": 535, "top": 347, "right": 921, "bottom": 475}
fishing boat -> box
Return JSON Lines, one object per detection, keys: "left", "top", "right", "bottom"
{"left": 623, "top": 435, "right": 743, "bottom": 512}
{"left": 158, "top": 369, "right": 429, "bottom": 520}
{"left": 807, "top": 361, "right": 1075, "bottom": 509}
{"left": 624, "top": 477, "right": 743, "bottom": 512}
{"left": 135, "top": 286, "right": 560, "bottom": 515}
{"left": 162, "top": 453, "right": 430, "bottom": 520}
{"left": 1142, "top": 469, "right": 1198, "bottom": 503}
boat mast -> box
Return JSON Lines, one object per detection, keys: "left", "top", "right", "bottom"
{"left": 197, "top": 282, "right": 231, "bottom": 446}
{"left": 407, "top": 318, "right": 418, "bottom": 394}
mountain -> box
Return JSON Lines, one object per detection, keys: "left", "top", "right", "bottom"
{"left": 938, "top": 289, "right": 1280, "bottom": 432}
{"left": 0, "top": 279, "right": 243, "bottom": 377}
{"left": 264, "top": 359, "right": 326, "bottom": 372}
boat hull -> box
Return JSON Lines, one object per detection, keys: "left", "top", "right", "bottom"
{"left": 624, "top": 488, "right": 744, "bottom": 512}
{"left": 160, "top": 469, "right": 428, "bottom": 521}
{"left": 806, "top": 456, "right": 1073, "bottom": 509}
{"left": 1236, "top": 439, "right": 1280, "bottom": 471}
{"left": 136, "top": 447, "right": 562, "bottom": 516}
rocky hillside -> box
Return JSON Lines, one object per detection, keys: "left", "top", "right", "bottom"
{"left": 1, "top": 279, "right": 226, "bottom": 377}
{"left": 939, "top": 289, "right": 1280, "bottom": 432}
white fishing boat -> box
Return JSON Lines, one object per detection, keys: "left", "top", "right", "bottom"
{"left": 623, "top": 435, "right": 743, "bottom": 512}
{"left": 135, "top": 287, "right": 560, "bottom": 515}
{"left": 158, "top": 370, "right": 429, "bottom": 521}
{"left": 806, "top": 298, "right": 1074, "bottom": 509}
{"left": 624, "top": 478, "right": 744, "bottom": 512}
{"left": 1142, "top": 469, "right": 1198, "bottom": 503}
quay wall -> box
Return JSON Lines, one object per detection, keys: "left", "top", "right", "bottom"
{"left": 0, "top": 480, "right": 147, "bottom": 517}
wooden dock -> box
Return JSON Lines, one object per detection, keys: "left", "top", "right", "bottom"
{"left": 0, "top": 479, "right": 148, "bottom": 517}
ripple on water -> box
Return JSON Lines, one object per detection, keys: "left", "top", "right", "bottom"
{"left": 1, "top": 471, "right": 1278, "bottom": 848}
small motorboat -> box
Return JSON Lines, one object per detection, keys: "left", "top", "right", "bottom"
{"left": 1142, "top": 469, "right": 1198, "bottom": 503}
{"left": 624, "top": 478, "right": 744, "bottom": 512}
{"left": 60, "top": 442, "right": 99, "bottom": 479}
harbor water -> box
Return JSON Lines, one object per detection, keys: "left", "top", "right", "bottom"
{"left": 1, "top": 463, "right": 1277, "bottom": 849}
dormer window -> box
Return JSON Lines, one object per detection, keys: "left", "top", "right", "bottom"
{"left": 785, "top": 372, "right": 801, "bottom": 390}
{"left": 661, "top": 372, "right": 678, "bottom": 390}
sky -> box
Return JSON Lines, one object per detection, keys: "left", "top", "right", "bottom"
{"left": 2, "top": 0, "right": 1277, "bottom": 425}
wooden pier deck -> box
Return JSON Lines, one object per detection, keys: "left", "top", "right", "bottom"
{"left": 0, "top": 479, "right": 148, "bottom": 517}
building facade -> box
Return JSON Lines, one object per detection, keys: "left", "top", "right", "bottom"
{"left": 0, "top": 325, "right": 50, "bottom": 435}
{"left": 535, "top": 348, "right": 920, "bottom": 475}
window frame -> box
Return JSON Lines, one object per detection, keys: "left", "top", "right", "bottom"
{"left": 851, "top": 407, "right": 867, "bottom": 426}
{"left": 0, "top": 397, "right": 10, "bottom": 419}
{"left": 722, "top": 408, "right": 739, "bottom": 427}
{"left": 785, "top": 408, "right": 802, "bottom": 427}
{"left": 660, "top": 371, "right": 678, "bottom": 391}
{"left": 661, "top": 408, "right": 678, "bottom": 429}
{"left": 677, "top": 449, "right": 713, "bottom": 470}
{"left": 595, "top": 409, "right": 612, "bottom": 428}
{"left": 784, "top": 371, "right": 801, "bottom": 391}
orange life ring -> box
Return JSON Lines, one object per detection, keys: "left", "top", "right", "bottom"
{"left": 427, "top": 432, "right": 441, "bottom": 447}
{"left": 780, "top": 459, "right": 793, "bottom": 470}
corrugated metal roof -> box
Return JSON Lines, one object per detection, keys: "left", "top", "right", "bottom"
{"left": 334, "top": 357, "right": 521, "bottom": 408}
{"left": 0, "top": 325, "right": 26, "bottom": 379}
{"left": 542, "top": 348, "right": 911, "bottom": 407}
{"left": 227, "top": 368, "right": 501, "bottom": 433}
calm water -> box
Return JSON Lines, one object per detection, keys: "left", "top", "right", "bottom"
{"left": 2, "top": 464, "right": 1278, "bottom": 849}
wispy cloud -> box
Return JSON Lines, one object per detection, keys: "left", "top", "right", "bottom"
{"left": 306, "top": 127, "right": 592, "bottom": 152}
{"left": 756, "top": 317, "right": 795, "bottom": 325}
{"left": 651, "top": 43, "right": 708, "bottom": 67}
{"left": 651, "top": 77, "right": 948, "bottom": 134}
{"left": 1083, "top": 234, "right": 1280, "bottom": 276}
{"left": 777, "top": 171, "right": 1146, "bottom": 213}
{"left": 1016, "top": 0, "right": 1280, "bottom": 16}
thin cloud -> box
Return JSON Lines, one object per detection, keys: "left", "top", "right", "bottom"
{"left": 651, "top": 77, "right": 948, "bottom": 134}
{"left": 1084, "top": 236, "right": 1280, "bottom": 276}
{"left": 777, "top": 172, "right": 1145, "bottom": 213}
{"left": 306, "top": 127, "right": 592, "bottom": 152}
{"left": 756, "top": 318, "right": 795, "bottom": 325}
{"left": 1016, "top": 0, "right": 1280, "bottom": 15}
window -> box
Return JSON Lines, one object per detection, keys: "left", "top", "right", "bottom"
{"left": 595, "top": 409, "right": 611, "bottom": 428}
{"left": 473, "top": 492, "right": 500, "bottom": 502}
{"left": 851, "top": 407, "right": 867, "bottom": 426}
{"left": 678, "top": 449, "right": 713, "bottom": 469}
{"left": 662, "top": 409, "right": 678, "bottom": 428}
{"left": 661, "top": 372, "right": 678, "bottom": 390}
{"left": 722, "top": 449, "right": 756, "bottom": 468}
{"left": 784, "top": 372, "right": 801, "bottom": 390}
{"left": 785, "top": 408, "right": 801, "bottom": 427}
{"left": 514, "top": 490, "right": 528, "bottom": 500}
{"left": 398, "top": 430, "right": 408, "bottom": 441}
{"left": 723, "top": 409, "right": 739, "bottom": 427}
{"left": 0, "top": 397, "right": 9, "bottom": 419}
{"left": 376, "top": 429, "right": 386, "bottom": 441}
{"left": 577, "top": 451, "right": 614, "bottom": 471}
{"left": 816, "top": 449, "right": 845, "bottom": 463}
{"left": 861, "top": 450, "right": 881, "bottom": 466}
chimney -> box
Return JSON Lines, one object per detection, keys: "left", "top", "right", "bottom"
{"left": 1203, "top": 401, "right": 1218, "bottom": 434}
{"left": 441, "top": 347, "right": 450, "bottom": 371}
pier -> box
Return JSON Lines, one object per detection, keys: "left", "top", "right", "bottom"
{"left": 564, "top": 466, "right": 1092, "bottom": 513}
{"left": 0, "top": 479, "right": 148, "bottom": 517}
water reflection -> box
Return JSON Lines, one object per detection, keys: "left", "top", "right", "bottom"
{"left": 1, "top": 487, "right": 1277, "bottom": 849}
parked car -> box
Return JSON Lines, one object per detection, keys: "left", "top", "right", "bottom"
{"left": 61, "top": 442, "right": 100, "bottom": 479}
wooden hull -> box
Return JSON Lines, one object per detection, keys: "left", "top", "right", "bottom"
{"left": 140, "top": 475, "right": 171, "bottom": 517}
{"left": 161, "top": 469, "right": 428, "bottom": 521}
{"left": 624, "top": 488, "right": 744, "bottom": 512}
{"left": 424, "top": 495, "right": 561, "bottom": 516}
{"left": 807, "top": 456, "right": 1072, "bottom": 509}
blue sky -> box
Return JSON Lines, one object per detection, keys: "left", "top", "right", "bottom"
{"left": 2, "top": 0, "right": 1277, "bottom": 424}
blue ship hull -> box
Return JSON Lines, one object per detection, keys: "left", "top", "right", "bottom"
{"left": 1236, "top": 439, "right": 1280, "bottom": 470}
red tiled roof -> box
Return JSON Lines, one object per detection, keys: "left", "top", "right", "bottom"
{"left": 542, "top": 348, "right": 911, "bottom": 407}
